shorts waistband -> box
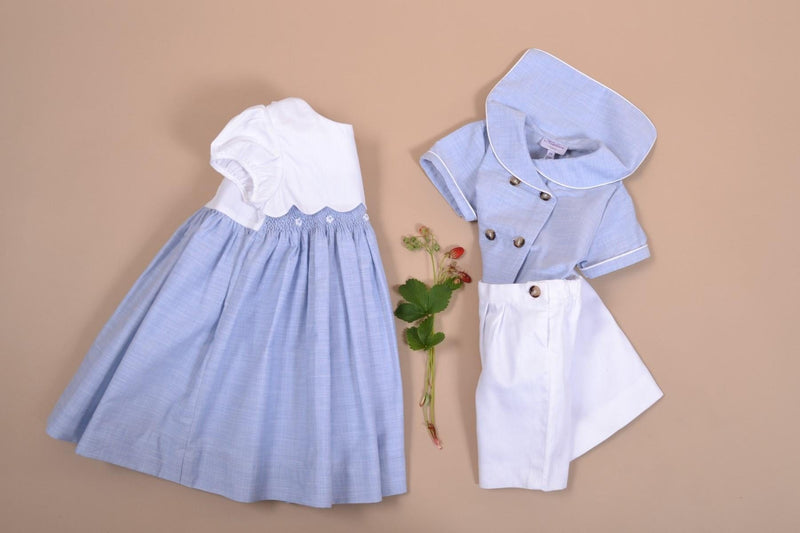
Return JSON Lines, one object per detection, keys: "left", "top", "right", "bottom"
{"left": 478, "top": 278, "right": 581, "bottom": 306}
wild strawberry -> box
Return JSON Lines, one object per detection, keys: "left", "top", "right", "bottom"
{"left": 446, "top": 246, "right": 465, "bottom": 259}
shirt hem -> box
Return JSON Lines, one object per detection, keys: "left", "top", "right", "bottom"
{"left": 580, "top": 244, "right": 650, "bottom": 278}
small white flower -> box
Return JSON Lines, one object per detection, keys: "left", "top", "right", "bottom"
{"left": 362, "top": 213, "right": 370, "bottom": 221}
{"left": 325, "top": 215, "right": 334, "bottom": 224}
{"left": 294, "top": 217, "right": 302, "bottom": 226}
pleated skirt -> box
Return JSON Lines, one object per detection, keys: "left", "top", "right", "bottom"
{"left": 46, "top": 204, "right": 407, "bottom": 507}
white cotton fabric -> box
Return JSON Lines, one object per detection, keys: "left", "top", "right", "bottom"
{"left": 477, "top": 278, "right": 662, "bottom": 491}
{"left": 204, "top": 178, "right": 264, "bottom": 230}
{"left": 209, "top": 97, "right": 366, "bottom": 220}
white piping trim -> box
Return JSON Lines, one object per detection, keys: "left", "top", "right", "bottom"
{"left": 424, "top": 150, "right": 478, "bottom": 220}
{"left": 485, "top": 49, "right": 658, "bottom": 190}
{"left": 484, "top": 52, "right": 549, "bottom": 195}
{"left": 534, "top": 49, "right": 657, "bottom": 136}
{"left": 580, "top": 244, "right": 649, "bottom": 271}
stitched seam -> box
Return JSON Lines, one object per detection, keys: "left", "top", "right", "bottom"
{"left": 540, "top": 287, "right": 554, "bottom": 488}
{"left": 581, "top": 244, "right": 648, "bottom": 271}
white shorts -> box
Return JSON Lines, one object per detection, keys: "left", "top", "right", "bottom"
{"left": 476, "top": 278, "right": 663, "bottom": 491}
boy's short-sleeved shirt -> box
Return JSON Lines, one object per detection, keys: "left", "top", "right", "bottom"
{"left": 420, "top": 49, "right": 656, "bottom": 284}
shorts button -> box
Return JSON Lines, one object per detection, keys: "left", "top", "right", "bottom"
{"left": 485, "top": 229, "right": 496, "bottom": 240}
{"left": 539, "top": 191, "right": 552, "bottom": 201}
{"left": 509, "top": 176, "right": 521, "bottom": 186}
{"left": 513, "top": 236, "right": 525, "bottom": 248}
{"left": 529, "top": 285, "right": 541, "bottom": 298}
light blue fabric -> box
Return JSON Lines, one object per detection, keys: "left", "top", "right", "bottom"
{"left": 420, "top": 49, "right": 656, "bottom": 283}
{"left": 46, "top": 204, "right": 406, "bottom": 507}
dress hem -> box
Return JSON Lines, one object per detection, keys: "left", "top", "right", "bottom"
{"left": 47, "top": 426, "right": 407, "bottom": 508}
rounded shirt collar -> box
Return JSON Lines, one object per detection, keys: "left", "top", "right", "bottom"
{"left": 485, "top": 49, "right": 657, "bottom": 190}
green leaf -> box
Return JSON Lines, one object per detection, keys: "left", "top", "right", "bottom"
{"left": 394, "top": 302, "right": 426, "bottom": 323}
{"left": 417, "top": 315, "right": 434, "bottom": 344}
{"left": 429, "top": 331, "right": 445, "bottom": 347}
{"left": 398, "top": 278, "right": 429, "bottom": 308}
{"left": 395, "top": 280, "right": 454, "bottom": 345}
{"left": 427, "top": 283, "right": 453, "bottom": 314}
{"left": 406, "top": 326, "right": 425, "bottom": 351}
{"left": 405, "top": 317, "right": 446, "bottom": 351}
{"left": 397, "top": 278, "right": 452, "bottom": 319}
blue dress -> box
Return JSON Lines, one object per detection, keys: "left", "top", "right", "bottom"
{"left": 46, "top": 98, "right": 407, "bottom": 507}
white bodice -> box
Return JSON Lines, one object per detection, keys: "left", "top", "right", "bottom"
{"left": 205, "top": 98, "right": 366, "bottom": 229}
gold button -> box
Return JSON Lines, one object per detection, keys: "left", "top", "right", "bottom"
{"left": 529, "top": 285, "right": 541, "bottom": 298}
{"left": 539, "top": 191, "right": 552, "bottom": 201}
{"left": 513, "top": 237, "right": 525, "bottom": 248}
{"left": 485, "top": 229, "right": 496, "bottom": 240}
{"left": 509, "top": 176, "right": 521, "bottom": 186}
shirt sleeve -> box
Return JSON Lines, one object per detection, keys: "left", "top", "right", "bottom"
{"left": 209, "top": 105, "right": 280, "bottom": 211}
{"left": 578, "top": 183, "right": 651, "bottom": 278}
{"left": 419, "top": 121, "right": 487, "bottom": 222}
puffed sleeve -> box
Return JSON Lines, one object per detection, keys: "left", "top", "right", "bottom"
{"left": 419, "top": 121, "right": 488, "bottom": 222}
{"left": 577, "top": 183, "right": 651, "bottom": 278}
{"left": 209, "top": 105, "right": 280, "bottom": 211}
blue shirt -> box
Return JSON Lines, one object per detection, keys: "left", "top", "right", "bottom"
{"left": 420, "top": 49, "right": 657, "bottom": 283}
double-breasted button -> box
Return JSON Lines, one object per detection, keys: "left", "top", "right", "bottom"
{"left": 484, "top": 229, "right": 496, "bottom": 240}
{"left": 509, "top": 176, "right": 521, "bottom": 186}
{"left": 539, "top": 191, "right": 552, "bottom": 201}
{"left": 513, "top": 236, "right": 525, "bottom": 248}
{"left": 529, "top": 285, "right": 541, "bottom": 298}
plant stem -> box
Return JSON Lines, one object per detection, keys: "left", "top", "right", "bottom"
{"left": 423, "top": 344, "right": 441, "bottom": 449}
{"left": 421, "top": 239, "right": 443, "bottom": 448}
{"left": 428, "top": 346, "right": 437, "bottom": 426}
{"left": 428, "top": 248, "right": 437, "bottom": 282}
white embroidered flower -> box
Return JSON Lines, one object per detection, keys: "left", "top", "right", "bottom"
{"left": 294, "top": 217, "right": 302, "bottom": 226}
{"left": 362, "top": 213, "right": 370, "bottom": 221}
{"left": 325, "top": 215, "right": 334, "bottom": 224}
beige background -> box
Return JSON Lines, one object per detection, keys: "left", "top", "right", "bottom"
{"left": 2, "top": 1, "right": 799, "bottom": 531}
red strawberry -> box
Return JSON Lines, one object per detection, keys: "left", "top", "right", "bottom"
{"left": 446, "top": 246, "right": 465, "bottom": 259}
